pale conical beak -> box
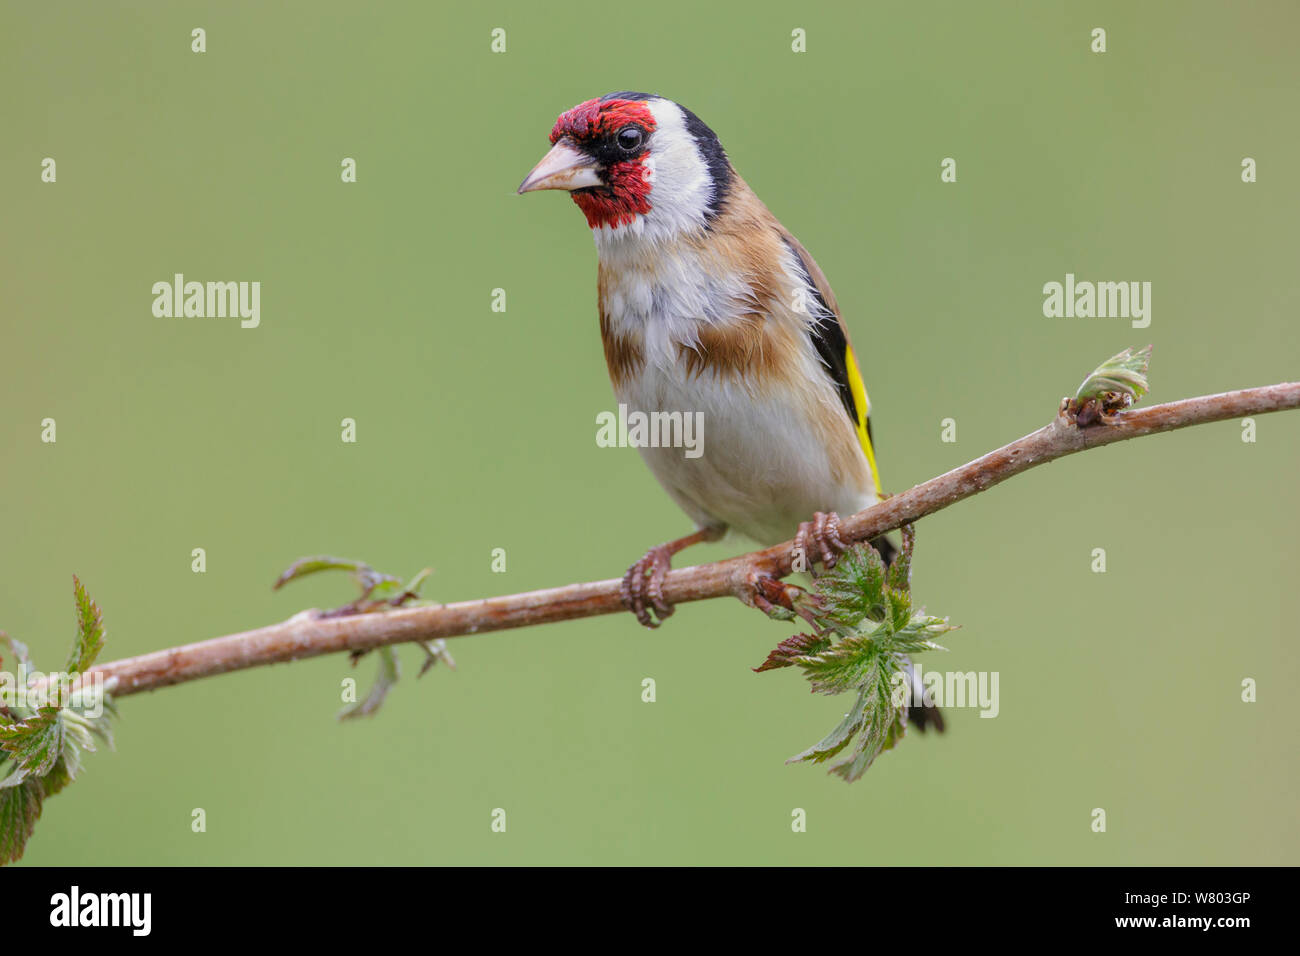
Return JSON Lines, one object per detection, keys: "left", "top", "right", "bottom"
{"left": 517, "top": 139, "right": 604, "bottom": 194}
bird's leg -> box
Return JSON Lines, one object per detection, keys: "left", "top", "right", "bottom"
{"left": 621, "top": 526, "right": 724, "bottom": 628}
{"left": 793, "top": 511, "right": 849, "bottom": 570}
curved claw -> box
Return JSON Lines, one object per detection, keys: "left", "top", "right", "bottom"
{"left": 619, "top": 527, "right": 725, "bottom": 629}
{"left": 745, "top": 570, "right": 818, "bottom": 625}
{"left": 794, "top": 511, "right": 849, "bottom": 570}
{"left": 621, "top": 545, "right": 674, "bottom": 628}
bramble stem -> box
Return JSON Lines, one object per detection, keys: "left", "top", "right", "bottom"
{"left": 73, "top": 381, "right": 1300, "bottom": 698}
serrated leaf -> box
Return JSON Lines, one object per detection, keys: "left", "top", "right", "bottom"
{"left": 815, "top": 544, "right": 888, "bottom": 625}
{"left": 830, "top": 711, "right": 901, "bottom": 781}
{"left": 885, "top": 587, "right": 912, "bottom": 632}
{"left": 40, "top": 753, "right": 77, "bottom": 798}
{"left": 886, "top": 525, "right": 915, "bottom": 592}
{"left": 70, "top": 694, "right": 118, "bottom": 751}
{"left": 828, "top": 665, "right": 907, "bottom": 782}
{"left": 797, "top": 630, "right": 885, "bottom": 696}
{"left": 0, "top": 706, "right": 63, "bottom": 779}
{"left": 0, "top": 584, "right": 120, "bottom": 866}
{"left": 0, "top": 775, "right": 44, "bottom": 865}
{"left": 891, "top": 615, "right": 956, "bottom": 654}
{"left": 787, "top": 686, "right": 869, "bottom": 764}
{"left": 67, "top": 576, "right": 105, "bottom": 675}
{"left": 753, "top": 631, "right": 832, "bottom": 672}
{"left": 767, "top": 533, "right": 958, "bottom": 783}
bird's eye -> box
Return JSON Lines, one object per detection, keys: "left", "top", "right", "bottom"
{"left": 616, "top": 126, "right": 645, "bottom": 151}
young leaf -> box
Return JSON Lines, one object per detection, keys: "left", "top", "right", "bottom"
{"left": 0, "top": 776, "right": 44, "bottom": 866}
{"left": 787, "top": 683, "right": 871, "bottom": 764}
{"left": 0, "top": 706, "right": 64, "bottom": 780}
{"left": 796, "top": 628, "right": 888, "bottom": 696}
{"left": 814, "top": 544, "right": 888, "bottom": 626}
{"left": 67, "top": 692, "right": 118, "bottom": 751}
{"left": 273, "top": 555, "right": 391, "bottom": 592}
{"left": 1070, "top": 345, "right": 1153, "bottom": 425}
{"left": 0, "top": 578, "right": 119, "bottom": 865}
{"left": 67, "top": 576, "right": 106, "bottom": 676}
{"left": 758, "top": 537, "right": 958, "bottom": 782}
{"left": 753, "top": 631, "right": 832, "bottom": 672}
{"left": 274, "top": 556, "right": 434, "bottom": 617}
{"left": 1074, "top": 345, "right": 1152, "bottom": 405}
{"left": 40, "top": 757, "right": 76, "bottom": 798}
{"left": 339, "top": 646, "right": 401, "bottom": 720}
{"left": 830, "top": 704, "right": 904, "bottom": 782}
{"left": 886, "top": 524, "right": 915, "bottom": 594}
{"left": 275, "top": 557, "right": 447, "bottom": 716}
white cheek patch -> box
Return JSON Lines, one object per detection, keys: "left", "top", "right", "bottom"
{"left": 593, "top": 98, "right": 713, "bottom": 249}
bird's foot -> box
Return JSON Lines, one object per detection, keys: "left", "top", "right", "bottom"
{"left": 793, "top": 510, "right": 849, "bottom": 570}
{"left": 620, "top": 527, "right": 724, "bottom": 628}
{"left": 621, "top": 544, "right": 676, "bottom": 628}
{"left": 742, "top": 570, "right": 819, "bottom": 625}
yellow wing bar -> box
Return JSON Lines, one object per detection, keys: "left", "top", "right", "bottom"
{"left": 845, "top": 344, "right": 883, "bottom": 497}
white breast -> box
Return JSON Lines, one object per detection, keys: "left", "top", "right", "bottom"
{"left": 602, "top": 243, "right": 878, "bottom": 547}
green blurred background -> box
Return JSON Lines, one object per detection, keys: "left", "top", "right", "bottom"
{"left": 2, "top": 1, "right": 1296, "bottom": 865}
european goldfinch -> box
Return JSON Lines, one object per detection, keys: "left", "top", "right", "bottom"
{"left": 519, "top": 92, "right": 897, "bottom": 630}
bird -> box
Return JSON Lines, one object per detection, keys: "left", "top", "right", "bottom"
{"left": 517, "top": 92, "right": 941, "bottom": 730}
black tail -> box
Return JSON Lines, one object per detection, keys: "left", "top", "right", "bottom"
{"left": 869, "top": 534, "right": 896, "bottom": 567}
{"left": 906, "top": 659, "right": 946, "bottom": 734}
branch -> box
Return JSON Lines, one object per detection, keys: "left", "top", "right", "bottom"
{"left": 81, "top": 380, "right": 1299, "bottom": 699}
